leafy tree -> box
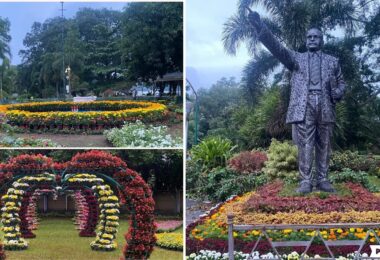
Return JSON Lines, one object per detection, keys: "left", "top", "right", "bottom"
{"left": 0, "top": 16, "right": 11, "bottom": 100}
{"left": 75, "top": 8, "right": 122, "bottom": 83}
{"left": 121, "top": 2, "right": 183, "bottom": 81}
{"left": 0, "top": 16, "right": 11, "bottom": 60}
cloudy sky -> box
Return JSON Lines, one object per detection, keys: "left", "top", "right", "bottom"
{"left": 0, "top": 2, "right": 126, "bottom": 65}
{"left": 186, "top": 0, "right": 261, "bottom": 89}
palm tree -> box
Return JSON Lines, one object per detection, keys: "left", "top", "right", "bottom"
{"left": 0, "top": 17, "right": 11, "bottom": 101}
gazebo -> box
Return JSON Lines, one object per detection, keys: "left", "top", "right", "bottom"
{"left": 154, "top": 71, "right": 183, "bottom": 97}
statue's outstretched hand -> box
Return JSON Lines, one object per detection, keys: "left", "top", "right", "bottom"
{"left": 247, "top": 8, "right": 262, "bottom": 30}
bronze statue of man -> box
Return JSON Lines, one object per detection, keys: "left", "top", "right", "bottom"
{"left": 248, "top": 10, "right": 345, "bottom": 194}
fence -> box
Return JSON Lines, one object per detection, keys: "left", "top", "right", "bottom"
{"left": 227, "top": 214, "right": 380, "bottom": 260}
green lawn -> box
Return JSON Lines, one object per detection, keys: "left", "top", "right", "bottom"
{"left": 2, "top": 217, "right": 183, "bottom": 260}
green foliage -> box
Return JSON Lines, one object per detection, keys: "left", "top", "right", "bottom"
{"left": 263, "top": 139, "right": 298, "bottom": 182}
{"left": 121, "top": 2, "right": 183, "bottom": 81}
{"left": 187, "top": 166, "right": 269, "bottom": 202}
{"left": 329, "top": 169, "right": 379, "bottom": 192}
{"left": 239, "top": 86, "right": 290, "bottom": 148}
{"left": 187, "top": 77, "right": 245, "bottom": 148}
{"left": 330, "top": 150, "right": 379, "bottom": 174}
{"left": 0, "top": 16, "right": 11, "bottom": 60}
{"left": 190, "top": 136, "right": 236, "bottom": 172}
{"left": 104, "top": 121, "right": 181, "bottom": 148}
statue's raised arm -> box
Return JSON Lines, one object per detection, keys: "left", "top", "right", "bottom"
{"left": 248, "top": 9, "right": 297, "bottom": 71}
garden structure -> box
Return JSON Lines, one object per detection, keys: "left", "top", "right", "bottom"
{"left": 0, "top": 151, "right": 156, "bottom": 260}
{"left": 0, "top": 100, "right": 167, "bottom": 133}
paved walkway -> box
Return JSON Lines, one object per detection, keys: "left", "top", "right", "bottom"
{"left": 186, "top": 198, "right": 213, "bottom": 226}
{"left": 14, "top": 133, "right": 111, "bottom": 147}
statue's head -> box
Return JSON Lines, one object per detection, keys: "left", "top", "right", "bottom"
{"left": 306, "top": 28, "right": 323, "bottom": 51}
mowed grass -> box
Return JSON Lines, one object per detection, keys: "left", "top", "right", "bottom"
{"left": 2, "top": 217, "right": 183, "bottom": 260}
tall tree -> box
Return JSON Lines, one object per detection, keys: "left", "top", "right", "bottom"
{"left": 0, "top": 16, "right": 11, "bottom": 100}
{"left": 121, "top": 2, "right": 183, "bottom": 81}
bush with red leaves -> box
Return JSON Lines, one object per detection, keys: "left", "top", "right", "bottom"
{"left": 228, "top": 151, "right": 268, "bottom": 174}
{"left": 66, "top": 150, "right": 127, "bottom": 176}
{"left": 2, "top": 154, "right": 53, "bottom": 175}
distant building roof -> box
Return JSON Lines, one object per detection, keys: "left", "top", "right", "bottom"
{"left": 155, "top": 71, "right": 183, "bottom": 82}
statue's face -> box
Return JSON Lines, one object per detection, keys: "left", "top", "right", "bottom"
{"left": 306, "top": 28, "right": 323, "bottom": 51}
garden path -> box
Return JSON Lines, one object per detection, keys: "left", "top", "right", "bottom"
{"left": 186, "top": 199, "right": 213, "bottom": 226}
{"left": 13, "top": 133, "right": 110, "bottom": 147}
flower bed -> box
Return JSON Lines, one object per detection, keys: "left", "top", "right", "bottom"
{"left": 186, "top": 249, "right": 370, "bottom": 260}
{"left": 243, "top": 181, "right": 380, "bottom": 214}
{"left": 156, "top": 232, "right": 183, "bottom": 251}
{"left": 0, "top": 100, "right": 167, "bottom": 132}
{"left": 187, "top": 182, "right": 380, "bottom": 257}
{"left": 156, "top": 220, "right": 183, "bottom": 233}
{"left": 104, "top": 120, "right": 181, "bottom": 147}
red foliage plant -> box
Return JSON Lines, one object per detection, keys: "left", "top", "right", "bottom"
{"left": 66, "top": 150, "right": 127, "bottom": 176}
{"left": 2, "top": 154, "right": 53, "bottom": 174}
{"left": 243, "top": 181, "right": 380, "bottom": 214}
{"left": 228, "top": 151, "right": 268, "bottom": 174}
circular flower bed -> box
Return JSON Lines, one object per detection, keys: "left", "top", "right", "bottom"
{"left": 0, "top": 101, "right": 167, "bottom": 132}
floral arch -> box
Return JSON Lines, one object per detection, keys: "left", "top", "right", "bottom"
{"left": 0, "top": 151, "right": 156, "bottom": 260}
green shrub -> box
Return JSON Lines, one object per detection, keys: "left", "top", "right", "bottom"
{"left": 330, "top": 150, "right": 378, "bottom": 174}
{"left": 263, "top": 139, "right": 298, "bottom": 182}
{"left": 202, "top": 167, "right": 269, "bottom": 202}
{"left": 329, "top": 168, "right": 379, "bottom": 192}
{"left": 190, "top": 136, "right": 236, "bottom": 171}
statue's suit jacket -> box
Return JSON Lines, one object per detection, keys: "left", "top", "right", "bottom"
{"left": 257, "top": 25, "right": 345, "bottom": 124}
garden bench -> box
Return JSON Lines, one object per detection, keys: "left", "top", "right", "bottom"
{"left": 227, "top": 214, "right": 380, "bottom": 260}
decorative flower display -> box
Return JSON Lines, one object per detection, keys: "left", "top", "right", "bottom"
{"left": 156, "top": 232, "right": 183, "bottom": 251}
{"left": 156, "top": 220, "right": 183, "bottom": 233}
{"left": 66, "top": 150, "right": 127, "bottom": 176}
{"left": 186, "top": 250, "right": 369, "bottom": 260}
{"left": 0, "top": 100, "right": 167, "bottom": 132}
{"left": 113, "top": 169, "right": 157, "bottom": 259}
{"left": 66, "top": 173, "right": 120, "bottom": 251}
{"left": 0, "top": 151, "right": 156, "bottom": 259}
{"left": 187, "top": 182, "right": 380, "bottom": 256}
{"left": 2, "top": 154, "right": 53, "bottom": 175}
{"left": 1, "top": 172, "right": 55, "bottom": 250}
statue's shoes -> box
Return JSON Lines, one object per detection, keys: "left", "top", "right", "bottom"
{"left": 316, "top": 180, "right": 336, "bottom": 193}
{"left": 296, "top": 182, "right": 313, "bottom": 194}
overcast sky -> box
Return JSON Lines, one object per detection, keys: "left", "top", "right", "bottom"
{"left": 0, "top": 2, "right": 126, "bottom": 65}
{"left": 186, "top": 0, "right": 259, "bottom": 89}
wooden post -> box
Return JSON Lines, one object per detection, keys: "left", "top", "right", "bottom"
{"left": 227, "top": 214, "right": 234, "bottom": 260}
